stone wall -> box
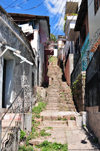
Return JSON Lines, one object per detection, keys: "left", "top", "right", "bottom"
{"left": 2, "top": 127, "right": 20, "bottom": 151}
{"left": 72, "top": 72, "right": 86, "bottom": 112}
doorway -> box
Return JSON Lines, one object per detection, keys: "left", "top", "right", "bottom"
{"left": 2, "top": 59, "right": 14, "bottom": 108}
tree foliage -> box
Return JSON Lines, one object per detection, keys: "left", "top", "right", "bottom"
{"left": 50, "top": 33, "right": 57, "bottom": 42}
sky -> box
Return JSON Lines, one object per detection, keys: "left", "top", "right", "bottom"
{"left": 0, "top": 0, "right": 67, "bottom": 36}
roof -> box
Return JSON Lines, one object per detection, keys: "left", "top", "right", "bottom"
{"left": 74, "top": 0, "right": 87, "bottom": 31}
{"left": 8, "top": 13, "right": 50, "bottom": 34}
{"left": 0, "top": 6, "right": 35, "bottom": 60}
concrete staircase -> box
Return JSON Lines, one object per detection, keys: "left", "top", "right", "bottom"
{"left": 29, "top": 59, "right": 99, "bottom": 150}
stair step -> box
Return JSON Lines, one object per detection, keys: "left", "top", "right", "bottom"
{"left": 41, "top": 111, "right": 77, "bottom": 121}
{"left": 39, "top": 120, "right": 68, "bottom": 128}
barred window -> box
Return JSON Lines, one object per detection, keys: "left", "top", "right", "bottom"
{"left": 94, "top": 0, "right": 100, "bottom": 14}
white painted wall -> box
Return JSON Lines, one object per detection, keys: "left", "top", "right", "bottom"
{"left": 31, "top": 29, "right": 39, "bottom": 52}
{"left": 19, "top": 23, "right": 33, "bottom": 34}
{"left": 58, "top": 40, "right": 65, "bottom": 49}
{"left": 53, "top": 49, "right": 58, "bottom": 57}
{"left": 69, "top": 54, "right": 74, "bottom": 75}
{"left": 88, "top": 0, "right": 100, "bottom": 46}
{"left": 20, "top": 23, "right": 40, "bottom": 87}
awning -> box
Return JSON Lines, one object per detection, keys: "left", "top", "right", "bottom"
{"left": 0, "top": 44, "right": 33, "bottom": 66}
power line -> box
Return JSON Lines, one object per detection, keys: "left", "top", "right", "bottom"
{"left": 24, "top": 0, "right": 44, "bottom": 11}
{"left": 52, "top": 4, "right": 66, "bottom": 35}
{"left": 50, "top": 0, "right": 61, "bottom": 25}
{"left": 4, "top": 0, "right": 19, "bottom": 9}
{"left": 10, "top": 0, "right": 30, "bottom": 9}
{"left": 51, "top": 0, "right": 66, "bottom": 34}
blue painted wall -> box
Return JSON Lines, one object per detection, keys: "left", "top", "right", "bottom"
{"left": 81, "top": 33, "right": 93, "bottom": 71}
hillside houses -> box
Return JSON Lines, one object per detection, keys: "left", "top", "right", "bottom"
{"left": 0, "top": 6, "right": 52, "bottom": 150}
{"left": 63, "top": 0, "right": 100, "bottom": 144}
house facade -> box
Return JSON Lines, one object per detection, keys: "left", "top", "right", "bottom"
{"left": 57, "top": 35, "right": 66, "bottom": 68}
{"left": 64, "top": 0, "right": 80, "bottom": 86}
{"left": 9, "top": 13, "right": 50, "bottom": 87}
{"left": 0, "top": 7, "right": 35, "bottom": 110}
{"left": 71, "top": 0, "right": 94, "bottom": 112}
{"left": 85, "top": 0, "right": 100, "bottom": 143}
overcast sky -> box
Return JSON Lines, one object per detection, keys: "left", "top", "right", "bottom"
{"left": 0, "top": 0, "right": 67, "bottom": 36}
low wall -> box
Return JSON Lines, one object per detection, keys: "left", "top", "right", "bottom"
{"left": 1, "top": 112, "right": 32, "bottom": 151}
{"left": 72, "top": 72, "right": 86, "bottom": 112}
{"left": 2, "top": 127, "right": 20, "bottom": 151}
{"left": 86, "top": 106, "right": 100, "bottom": 143}
{"left": 65, "top": 54, "right": 74, "bottom": 86}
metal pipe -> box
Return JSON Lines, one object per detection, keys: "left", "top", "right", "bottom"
{"left": 13, "top": 52, "right": 33, "bottom": 66}
{"left": 0, "top": 44, "right": 33, "bottom": 66}
{"left": 0, "top": 48, "right": 8, "bottom": 57}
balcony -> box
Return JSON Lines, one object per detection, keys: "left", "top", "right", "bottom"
{"left": 65, "top": 15, "right": 77, "bottom": 41}
{"left": 65, "top": 0, "right": 79, "bottom": 14}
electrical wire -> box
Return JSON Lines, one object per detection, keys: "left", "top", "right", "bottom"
{"left": 4, "top": 0, "right": 19, "bottom": 9}
{"left": 10, "top": 0, "right": 30, "bottom": 9}
{"left": 52, "top": 3, "right": 66, "bottom": 35}
{"left": 24, "top": 0, "right": 44, "bottom": 11}
{"left": 50, "top": 0, "right": 62, "bottom": 25}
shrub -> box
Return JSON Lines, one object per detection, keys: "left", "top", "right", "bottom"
{"left": 32, "top": 102, "right": 46, "bottom": 114}
{"left": 18, "top": 145, "right": 33, "bottom": 151}
{"left": 40, "top": 129, "right": 51, "bottom": 137}
{"left": 20, "top": 130, "right": 26, "bottom": 141}
{"left": 36, "top": 141, "right": 68, "bottom": 151}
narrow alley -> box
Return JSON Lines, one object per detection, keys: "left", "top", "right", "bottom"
{"left": 0, "top": 0, "right": 100, "bottom": 151}
{"left": 28, "top": 57, "right": 100, "bottom": 151}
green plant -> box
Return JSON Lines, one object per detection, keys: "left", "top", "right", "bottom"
{"left": 18, "top": 145, "right": 33, "bottom": 151}
{"left": 58, "top": 117, "right": 62, "bottom": 120}
{"left": 36, "top": 114, "right": 40, "bottom": 118}
{"left": 62, "top": 118, "right": 67, "bottom": 121}
{"left": 20, "top": 130, "right": 26, "bottom": 141}
{"left": 46, "top": 127, "right": 53, "bottom": 130}
{"left": 50, "top": 33, "right": 57, "bottom": 42}
{"left": 40, "top": 129, "right": 51, "bottom": 137}
{"left": 70, "top": 117, "right": 75, "bottom": 120}
{"left": 32, "top": 102, "right": 46, "bottom": 114}
{"left": 18, "top": 145, "right": 26, "bottom": 151}
{"left": 26, "top": 127, "right": 36, "bottom": 145}
{"left": 36, "top": 140, "right": 68, "bottom": 151}
{"left": 49, "top": 56, "right": 57, "bottom": 64}
{"left": 82, "top": 124, "right": 86, "bottom": 128}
